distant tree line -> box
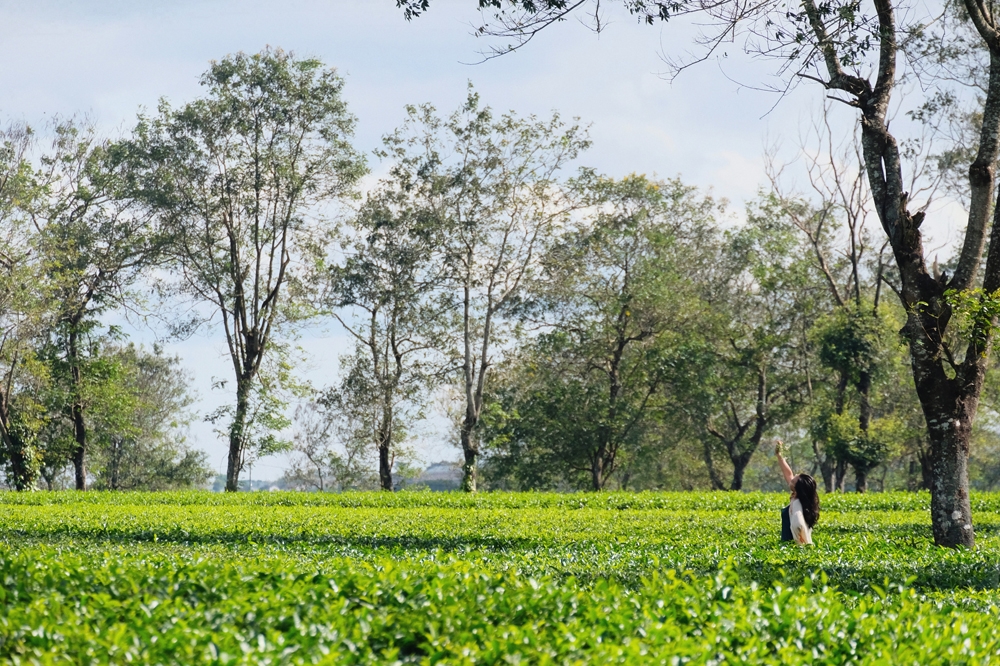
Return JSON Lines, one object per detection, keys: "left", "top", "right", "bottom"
{"left": 3, "top": 48, "right": 1000, "bottom": 496}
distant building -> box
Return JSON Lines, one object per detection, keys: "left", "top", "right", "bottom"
{"left": 412, "top": 461, "right": 462, "bottom": 491}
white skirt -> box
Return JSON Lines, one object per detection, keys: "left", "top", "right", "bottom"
{"left": 789, "top": 498, "right": 813, "bottom": 545}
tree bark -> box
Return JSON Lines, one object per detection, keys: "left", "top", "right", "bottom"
{"left": 858, "top": 369, "right": 873, "bottom": 433}
{"left": 460, "top": 423, "right": 477, "bottom": 492}
{"left": 730, "top": 456, "right": 749, "bottom": 491}
{"left": 68, "top": 327, "right": 87, "bottom": 491}
{"left": 922, "top": 392, "right": 976, "bottom": 547}
{"left": 378, "top": 443, "right": 393, "bottom": 491}
{"left": 459, "top": 267, "right": 488, "bottom": 493}
{"left": 834, "top": 458, "right": 848, "bottom": 492}
{"left": 590, "top": 454, "right": 605, "bottom": 491}
{"left": 225, "top": 378, "right": 251, "bottom": 492}
{"left": 854, "top": 465, "right": 868, "bottom": 493}
{"left": 592, "top": 326, "right": 629, "bottom": 491}
{"left": 812, "top": 440, "right": 835, "bottom": 493}
{"left": 71, "top": 405, "right": 87, "bottom": 491}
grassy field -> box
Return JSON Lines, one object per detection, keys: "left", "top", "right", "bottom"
{"left": 2, "top": 491, "right": 1000, "bottom": 664}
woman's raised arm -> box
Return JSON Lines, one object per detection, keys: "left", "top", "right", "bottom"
{"left": 775, "top": 439, "right": 795, "bottom": 489}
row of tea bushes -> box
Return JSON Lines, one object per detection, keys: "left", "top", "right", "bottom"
{"left": 2, "top": 545, "right": 999, "bottom": 665}
{"left": 5, "top": 489, "right": 1000, "bottom": 512}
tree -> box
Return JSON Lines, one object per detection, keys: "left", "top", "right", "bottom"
{"left": 810, "top": 304, "right": 898, "bottom": 492}
{"left": 94, "top": 344, "right": 211, "bottom": 491}
{"left": 484, "top": 175, "right": 721, "bottom": 490}
{"left": 20, "top": 339, "right": 208, "bottom": 491}
{"left": 326, "top": 175, "right": 446, "bottom": 490}
{"left": 380, "top": 90, "right": 588, "bottom": 491}
{"left": 400, "top": 0, "right": 1000, "bottom": 547}
{"left": 692, "top": 200, "right": 814, "bottom": 491}
{"left": 0, "top": 122, "right": 45, "bottom": 490}
{"left": 134, "top": 49, "right": 366, "bottom": 492}
{"left": 31, "top": 121, "right": 163, "bottom": 490}
{"left": 281, "top": 394, "right": 378, "bottom": 492}
{"left": 766, "top": 108, "right": 932, "bottom": 493}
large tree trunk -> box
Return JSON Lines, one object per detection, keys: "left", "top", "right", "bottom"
{"left": 460, "top": 421, "right": 477, "bottom": 492}
{"left": 854, "top": 465, "right": 868, "bottom": 493}
{"left": 919, "top": 387, "right": 977, "bottom": 547}
{"left": 834, "top": 458, "right": 848, "bottom": 492}
{"left": 68, "top": 327, "right": 87, "bottom": 491}
{"left": 225, "top": 378, "right": 251, "bottom": 492}
{"left": 730, "top": 457, "right": 748, "bottom": 491}
{"left": 812, "top": 440, "right": 835, "bottom": 493}
{"left": 894, "top": 234, "right": 983, "bottom": 546}
{"left": 0, "top": 423, "right": 35, "bottom": 491}
{"left": 378, "top": 442, "right": 393, "bottom": 491}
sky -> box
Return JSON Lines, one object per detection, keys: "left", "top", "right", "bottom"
{"left": 0, "top": 0, "right": 966, "bottom": 481}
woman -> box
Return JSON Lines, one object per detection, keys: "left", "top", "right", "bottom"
{"left": 774, "top": 440, "right": 819, "bottom": 545}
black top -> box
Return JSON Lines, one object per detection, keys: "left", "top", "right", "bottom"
{"left": 780, "top": 504, "right": 793, "bottom": 542}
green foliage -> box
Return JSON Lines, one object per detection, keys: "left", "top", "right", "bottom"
{"left": 93, "top": 344, "right": 212, "bottom": 491}
{"left": 681, "top": 196, "right": 818, "bottom": 490}
{"left": 809, "top": 302, "right": 914, "bottom": 488}
{"left": 3, "top": 492, "right": 1000, "bottom": 663}
{"left": 945, "top": 288, "right": 1000, "bottom": 355}
{"left": 812, "top": 410, "right": 900, "bottom": 474}
{"left": 813, "top": 303, "right": 894, "bottom": 384}
{"left": 325, "top": 172, "right": 448, "bottom": 489}
{"left": 481, "top": 175, "right": 732, "bottom": 491}
{"left": 132, "top": 47, "right": 367, "bottom": 489}
{"left": 375, "top": 87, "right": 589, "bottom": 491}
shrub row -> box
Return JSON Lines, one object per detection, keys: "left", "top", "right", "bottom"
{"left": 3, "top": 546, "right": 1000, "bottom": 665}
{"left": 7, "top": 489, "right": 1000, "bottom": 512}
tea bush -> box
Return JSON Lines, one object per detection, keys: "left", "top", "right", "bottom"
{"left": 2, "top": 491, "right": 999, "bottom": 664}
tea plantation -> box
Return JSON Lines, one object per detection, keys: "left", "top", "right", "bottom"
{"left": 2, "top": 491, "right": 1000, "bottom": 664}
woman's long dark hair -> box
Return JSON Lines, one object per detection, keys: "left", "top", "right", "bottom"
{"left": 794, "top": 474, "right": 820, "bottom": 527}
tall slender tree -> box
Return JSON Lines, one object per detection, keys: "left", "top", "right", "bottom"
{"left": 33, "top": 122, "right": 163, "bottom": 490}
{"left": 327, "top": 182, "right": 446, "bottom": 490}
{"left": 379, "top": 91, "right": 588, "bottom": 491}
{"left": 0, "top": 122, "right": 44, "bottom": 490}
{"left": 134, "top": 49, "right": 366, "bottom": 491}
